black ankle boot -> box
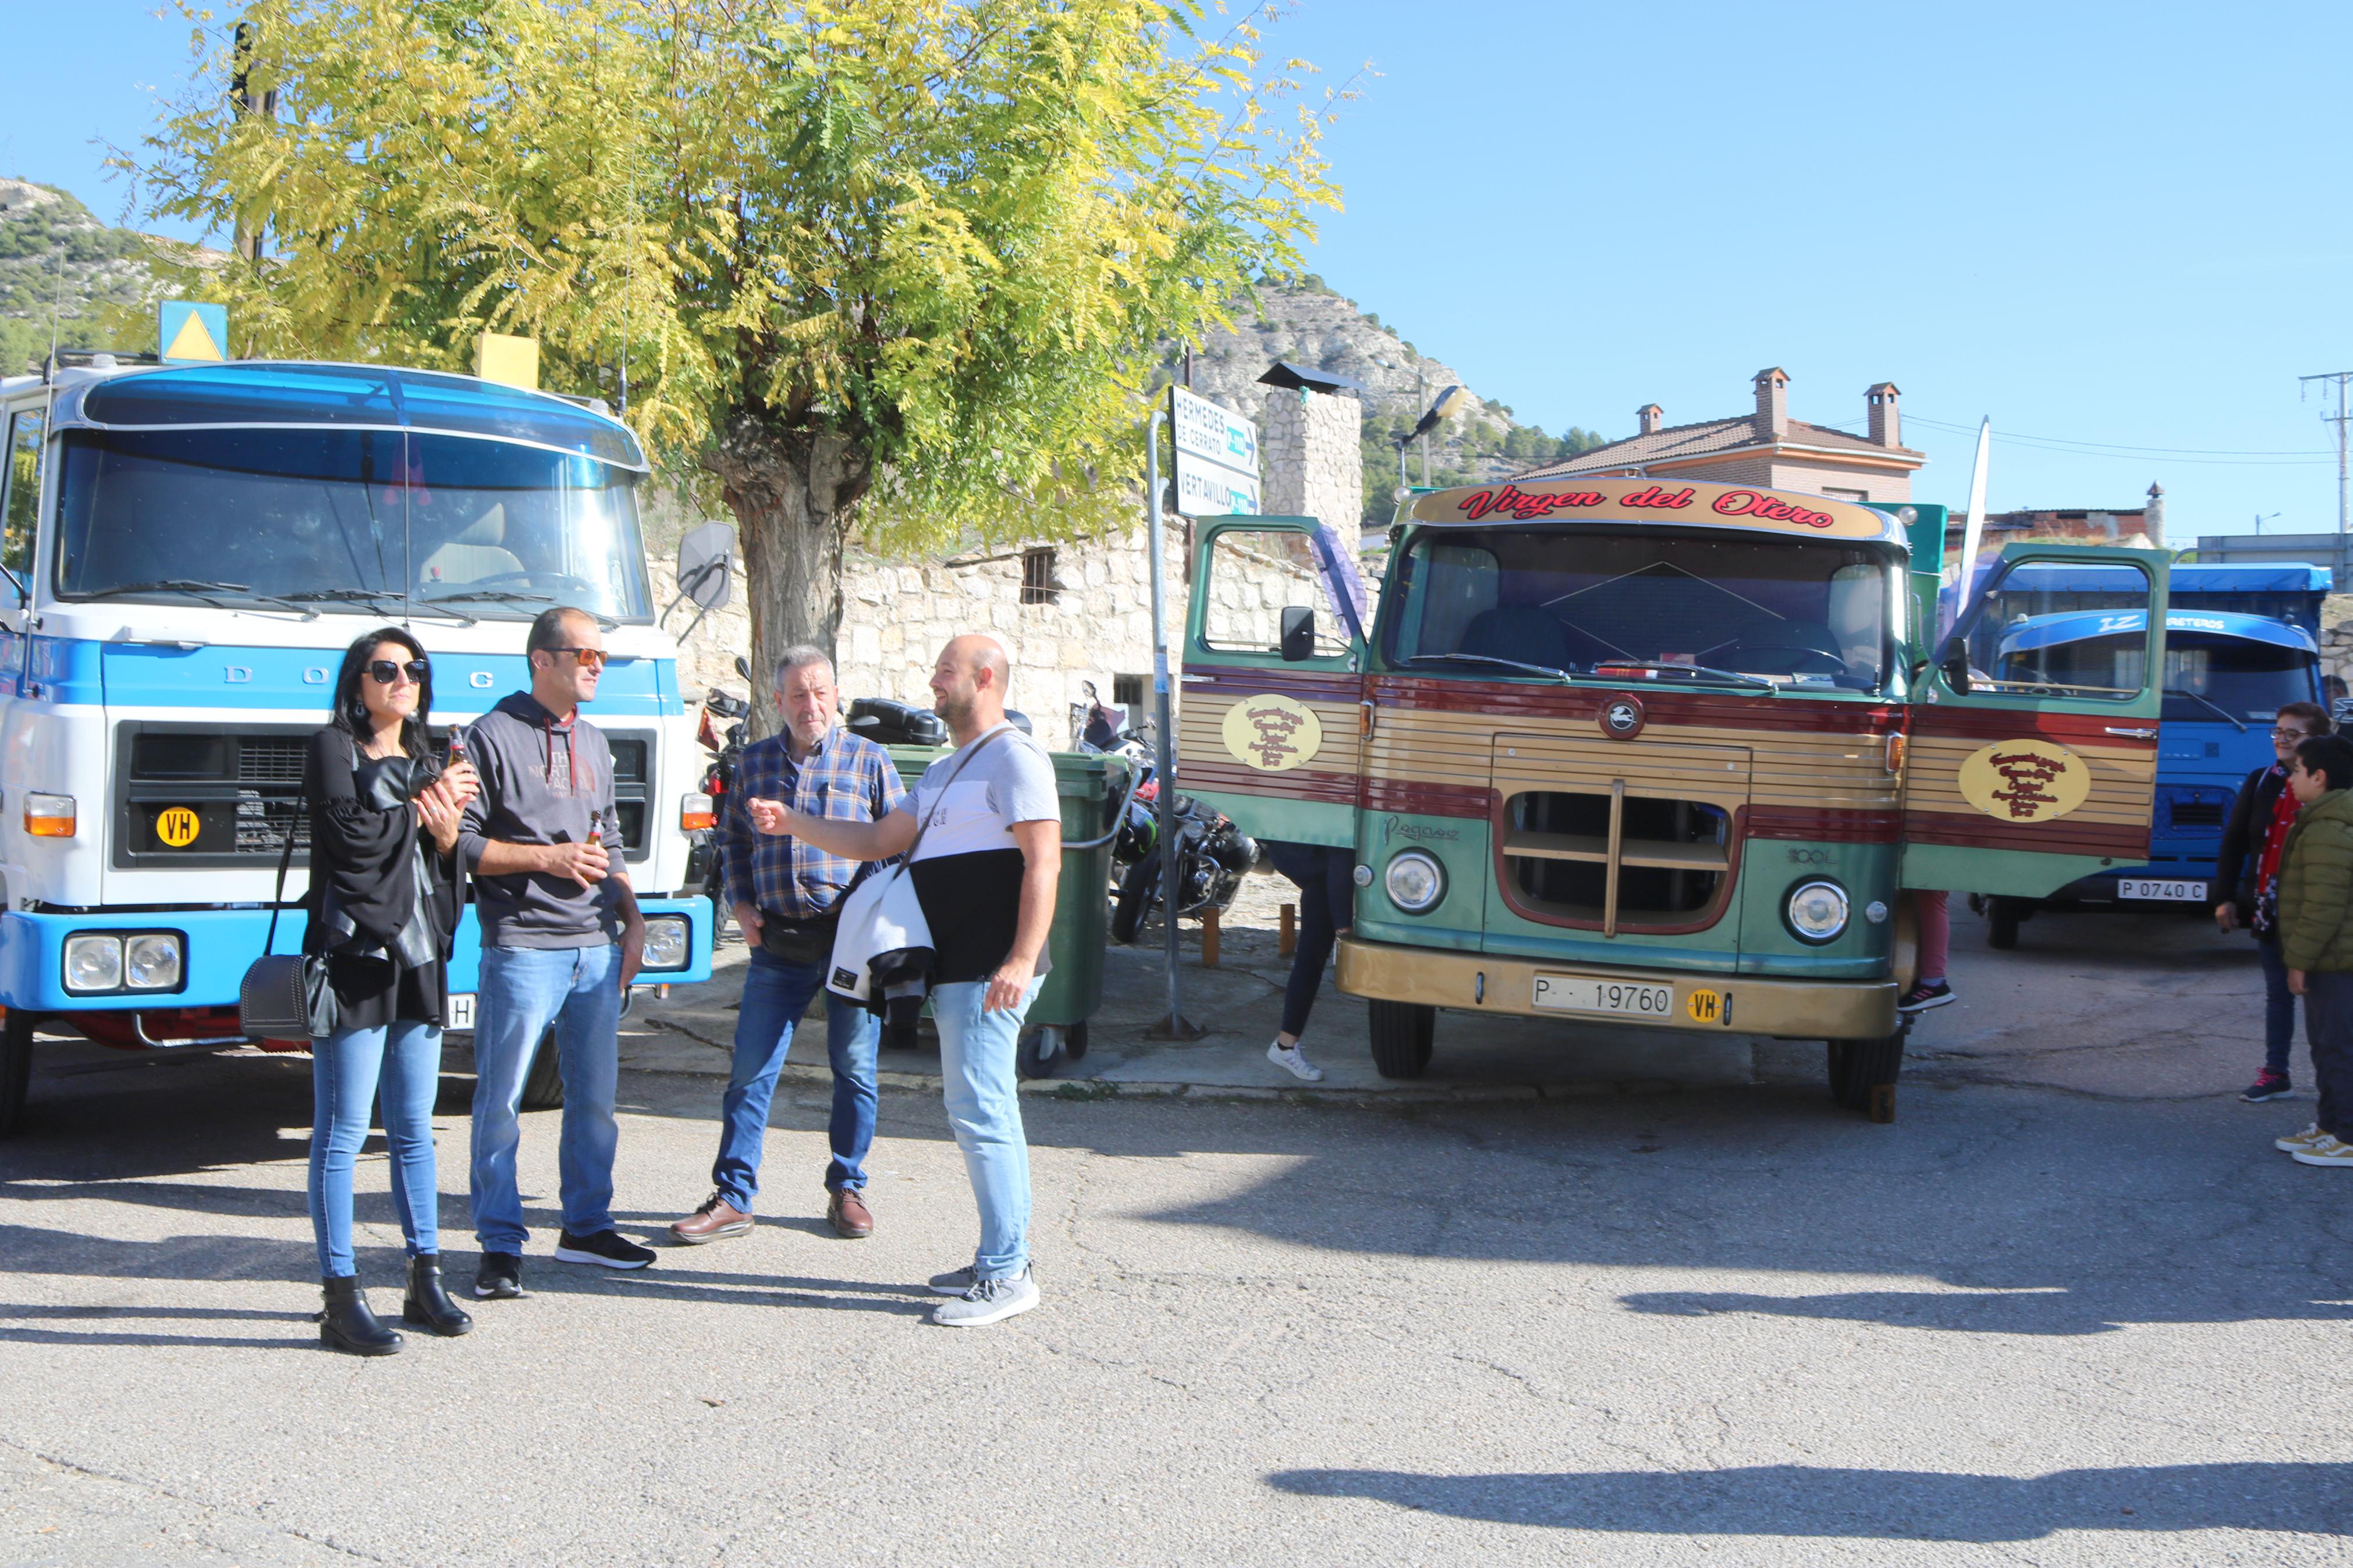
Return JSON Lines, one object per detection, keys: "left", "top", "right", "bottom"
{"left": 402, "top": 1253, "right": 474, "bottom": 1336}
{"left": 319, "top": 1275, "right": 404, "bottom": 1356}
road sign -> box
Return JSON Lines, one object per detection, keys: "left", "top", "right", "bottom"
{"left": 1168, "top": 385, "right": 1260, "bottom": 518}
{"left": 158, "top": 301, "right": 228, "bottom": 364}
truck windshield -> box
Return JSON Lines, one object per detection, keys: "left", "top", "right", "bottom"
{"left": 1996, "top": 631, "right": 2315, "bottom": 722}
{"left": 51, "top": 426, "right": 651, "bottom": 621}
{"left": 1383, "top": 527, "right": 1894, "bottom": 691}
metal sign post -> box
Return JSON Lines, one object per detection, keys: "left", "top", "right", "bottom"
{"left": 1142, "top": 405, "right": 1198, "bottom": 1039}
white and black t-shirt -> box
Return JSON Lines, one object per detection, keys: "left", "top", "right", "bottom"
{"left": 906, "top": 726, "right": 1059, "bottom": 983}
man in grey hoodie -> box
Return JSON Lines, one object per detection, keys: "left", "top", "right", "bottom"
{"left": 459, "top": 607, "right": 651, "bottom": 1299}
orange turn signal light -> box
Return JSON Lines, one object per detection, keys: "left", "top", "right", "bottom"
{"left": 24, "top": 792, "right": 75, "bottom": 838}
{"left": 679, "top": 793, "right": 715, "bottom": 833}
{"left": 1884, "top": 734, "right": 1907, "bottom": 774}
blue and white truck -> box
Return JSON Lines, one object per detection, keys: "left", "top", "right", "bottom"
{"left": 0, "top": 357, "right": 717, "bottom": 1133}
{"left": 1964, "top": 562, "right": 2329, "bottom": 947}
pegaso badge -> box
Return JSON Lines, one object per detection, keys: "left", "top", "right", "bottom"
{"left": 1222, "top": 693, "right": 1323, "bottom": 773}
{"left": 1957, "top": 739, "right": 2091, "bottom": 823}
{"left": 1599, "top": 694, "right": 1646, "bottom": 741}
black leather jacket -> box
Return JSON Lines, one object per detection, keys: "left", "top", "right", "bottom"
{"left": 2215, "top": 762, "right": 2291, "bottom": 922}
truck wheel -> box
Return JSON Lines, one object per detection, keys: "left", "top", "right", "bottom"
{"left": 1833, "top": 1030, "right": 1905, "bottom": 1115}
{"left": 0, "top": 1009, "right": 33, "bottom": 1137}
{"left": 1986, "top": 899, "right": 2022, "bottom": 951}
{"left": 1064, "top": 1019, "right": 1089, "bottom": 1061}
{"left": 519, "top": 1027, "right": 565, "bottom": 1111}
{"left": 1369, "top": 1000, "right": 1435, "bottom": 1079}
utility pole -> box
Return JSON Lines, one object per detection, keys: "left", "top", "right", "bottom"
{"left": 2301, "top": 371, "right": 2353, "bottom": 584}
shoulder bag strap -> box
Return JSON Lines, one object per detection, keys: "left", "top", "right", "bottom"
{"left": 261, "top": 787, "right": 306, "bottom": 959}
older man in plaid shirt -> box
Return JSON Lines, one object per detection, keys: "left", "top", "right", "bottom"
{"left": 670, "top": 646, "right": 907, "bottom": 1243}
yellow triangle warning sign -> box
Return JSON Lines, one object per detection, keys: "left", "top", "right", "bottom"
{"left": 157, "top": 301, "right": 229, "bottom": 363}
{"left": 163, "top": 311, "right": 223, "bottom": 362}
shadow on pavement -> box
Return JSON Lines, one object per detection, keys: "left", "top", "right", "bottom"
{"left": 1266, "top": 1462, "right": 2353, "bottom": 1539}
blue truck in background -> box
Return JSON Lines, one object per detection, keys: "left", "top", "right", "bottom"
{"left": 1965, "top": 562, "right": 2330, "bottom": 948}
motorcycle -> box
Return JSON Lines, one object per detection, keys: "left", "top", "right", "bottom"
{"left": 1107, "top": 786, "right": 1258, "bottom": 945}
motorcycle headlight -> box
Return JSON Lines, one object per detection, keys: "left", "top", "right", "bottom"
{"left": 1785, "top": 880, "right": 1850, "bottom": 945}
{"left": 1383, "top": 850, "right": 1446, "bottom": 915}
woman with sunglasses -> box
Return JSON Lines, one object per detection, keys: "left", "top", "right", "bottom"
{"left": 303, "top": 628, "right": 480, "bottom": 1355}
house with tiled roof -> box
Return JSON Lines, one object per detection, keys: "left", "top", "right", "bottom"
{"left": 1511, "top": 368, "right": 1925, "bottom": 505}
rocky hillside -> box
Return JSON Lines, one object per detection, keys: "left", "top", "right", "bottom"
{"left": 0, "top": 180, "right": 191, "bottom": 376}
{"left": 1176, "top": 276, "right": 1607, "bottom": 527}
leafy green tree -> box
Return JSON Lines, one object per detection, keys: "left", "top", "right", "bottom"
{"left": 129, "top": 0, "right": 1343, "bottom": 687}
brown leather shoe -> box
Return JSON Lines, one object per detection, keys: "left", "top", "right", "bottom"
{"left": 669, "top": 1192, "right": 752, "bottom": 1245}
{"left": 827, "top": 1187, "right": 874, "bottom": 1239}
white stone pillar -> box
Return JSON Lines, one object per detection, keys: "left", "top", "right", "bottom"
{"left": 1261, "top": 387, "right": 1364, "bottom": 557}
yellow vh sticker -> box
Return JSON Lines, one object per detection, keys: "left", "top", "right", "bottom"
{"left": 1685, "top": 988, "right": 1724, "bottom": 1025}
{"left": 1957, "top": 740, "right": 2091, "bottom": 823}
{"left": 155, "top": 807, "right": 201, "bottom": 848}
{"left": 1220, "top": 694, "right": 1323, "bottom": 773}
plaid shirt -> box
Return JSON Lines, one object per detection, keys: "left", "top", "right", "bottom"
{"left": 718, "top": 727, "right": 907, "bottom": 921}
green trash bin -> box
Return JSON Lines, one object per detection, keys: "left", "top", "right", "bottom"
{"left": 886, "top": 743, "right": 1130, "bottom": 1076}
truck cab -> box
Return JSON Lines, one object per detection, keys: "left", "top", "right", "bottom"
{"left": 1178, "top": 477, "right": 2170, "bottom": 1114}
{"left": 0, "top": 358, "right": 716, "bottom": 1133}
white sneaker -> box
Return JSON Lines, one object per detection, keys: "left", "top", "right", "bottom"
{"left": 2277, "top": 1123, "right": 2327, "bottom": 1153}
{"left": 1267, "top": 1041, "right": 1325, "bottom": 1083}
{"left": 2291, "top": 1134, "right": 2353, "bottom": 1167}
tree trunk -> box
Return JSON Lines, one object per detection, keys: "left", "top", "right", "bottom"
{"left": 704, "top": 413, "right": 872, "bottom": 735}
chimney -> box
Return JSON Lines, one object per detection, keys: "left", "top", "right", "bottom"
{"left": 1753, "top": 367, "right": 1789, "bottom": 440}
{"left": 1637, "top": 403, "right": 1663, "bottom": 436}
{"left": 2144, "top": 481, "right": 2166, "bottom": 548}
{"left": 1866, "top": 382, "right": 1901, "bottom": 448}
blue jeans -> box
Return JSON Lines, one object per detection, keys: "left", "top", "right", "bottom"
{"left": 469, "top": 943, "right": 622, "bottom": 1252}
{"left": 2258, "top": 937, "right": 2301, "bottom": 1078}
{"left": 309, "top": 1019, "right": 443, "bottom": 1277}
{"left": 711, "top": 948, "right": 880, "bottom": 1207}
{"left": 934, "top": 977, "right": 1041, "bottom": 1281}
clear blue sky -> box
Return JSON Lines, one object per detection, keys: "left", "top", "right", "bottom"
{"left": 6, "top": 0, "right": 2348, "bottom": 540}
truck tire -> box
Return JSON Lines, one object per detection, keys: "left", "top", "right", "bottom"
{"left": 0, "top": 1009, "right": 32, "bottom": 1137}
{"left": 1369, "top": 1000, "right": 1435, "bottom": 1079}
{"left": 1832, "top": 1030, "right": 1905, "bottom": 1114}
{"left": 519, "top": 1027, "right": 565, "bottom": 1111}
{"left": 1986, "top": 899, "right": 2023, "bottom": 951}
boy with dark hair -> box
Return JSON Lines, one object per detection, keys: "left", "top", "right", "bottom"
{"left": 2276, "top": 733, "right": 2353, "bottom": 1166}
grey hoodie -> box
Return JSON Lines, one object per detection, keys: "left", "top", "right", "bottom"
{"left": 456, "top": 691, "right": 626, "bottom": 949}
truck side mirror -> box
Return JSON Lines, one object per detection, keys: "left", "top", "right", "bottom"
{"left": 674, "top": 521, "right": 735, "bottom": 612}
{"left": 1279, "top": 605, "right": 1316, "bottom": 662}
{"left": 1937, "top": 635, "right": 1972, "bottom": 695}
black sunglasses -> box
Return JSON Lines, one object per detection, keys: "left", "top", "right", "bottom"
{"left": 367, "top": 659, "right": 429, "bottom": 685}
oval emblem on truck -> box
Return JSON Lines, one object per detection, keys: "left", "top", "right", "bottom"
{"left": 1599, "top": 694, "right": 1646, "bottom": 740}
{"left": 1222, "top": 694, "right": 1323, "bottom": 773}
{"left": 1957, "top": 739, "right": 2092, "bottom": 823}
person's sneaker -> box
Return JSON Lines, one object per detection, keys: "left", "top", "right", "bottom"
{"left": 2277, "top": 1123, "right": 2327, "bottom": 1153}
{"left": 932, "top": 1267, "right": 1039, "bottom": 1328}
{"left": 473, "top": 1251, "right": 524, "bottom": 1300}
{"left": 1267, "top": 1041, "right": 1325, "bottom": 1082}
{"left": 928, "top": 1264, "right": 979, "bottom": 1297}
{"left": 2240, "top": 1072, "right": 2294, "bottom": 1103}
{"left": 2291, "top": 1135, "right": 2353, "bottom": 1167}
{"left": 554, "top": 1229, "right": 656, "bottom": 1270}
{"left": 669, "top": 1192, "right": 753, "bottom": 1245}
{"left": 1897, "top": 979, "right": 1954, "bottom": 1013}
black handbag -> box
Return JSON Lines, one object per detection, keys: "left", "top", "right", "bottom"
{"left": 237, "top": 790, "right": 339, "bottom": 1041}
{"left": 758, "top": 911, "right": 839, "bottom": 966}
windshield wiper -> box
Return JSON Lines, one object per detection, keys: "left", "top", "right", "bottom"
{"left": 1406, "top": 652, "right": 1574, "bottom": 682}
{"left": 84, "top": 579, "right": 317, "bottom": 619}
{"left": 2163, "top": 687, "right": 2246, "bottom": 732}
{"left": 1591, "top": 660, "right": 1779, "bottom": 691}
{"left": 283, "top": 588, "right": 478, "bottom": 627}
{"left": 423, "top": 588, "right": 553, "bottom": 608}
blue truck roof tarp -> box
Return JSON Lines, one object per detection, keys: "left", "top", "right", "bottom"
{"left": 2001, "top": 562, "right": 2333, "bottom": 595}
{"left": 1998, "top": 609, "right": 2320, "bottom": 655}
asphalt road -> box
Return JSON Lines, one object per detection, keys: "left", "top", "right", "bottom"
{"left": 1, "top": 905, "right": 2348, "bottom": 1565}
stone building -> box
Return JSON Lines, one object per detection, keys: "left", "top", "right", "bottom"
{"left": 1511, "top": 367, "right": 1924, "bottom": 505}
{"left": 648, "top": 376, "right": 1365, "bottom": 739}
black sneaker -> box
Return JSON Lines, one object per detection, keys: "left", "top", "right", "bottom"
{"left": 2240, "top": 1072, "right": 2294, "bottom": 1103}
{"left": 473, "top": 1251, "right": 524, "bottom": 1299}
{"left": 1897, "top": 979, "right": 1954, "bottom": 1013}
{"left": 553, "top": 1229, "right": 656, "bottom": 1270}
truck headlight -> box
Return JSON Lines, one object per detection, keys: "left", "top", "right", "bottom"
{"left": 1383, "top": 850, "right": 1446, "bottom": 915}
{"left": 1785, "top": 880, "right": 1850, "bottom": 945}
{"left": 125, "top": 933, "right": 184, "bottom": 991}
{"left": 640, "top": 915, "right": 690, "bottom": 972}
{"left": 64, "top": 934, "right": 122, "bottom": 992}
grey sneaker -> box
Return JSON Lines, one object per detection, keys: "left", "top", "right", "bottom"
{"left": 928, "top": 1264, "right": 979, "bottom": 1297}
{"left": 932, "top": 1267, "right": 1039, "bottom": 1328}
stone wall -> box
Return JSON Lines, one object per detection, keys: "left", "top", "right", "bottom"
{"left": 2320, "top": 594, "right": 2353, "bottom": 695}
